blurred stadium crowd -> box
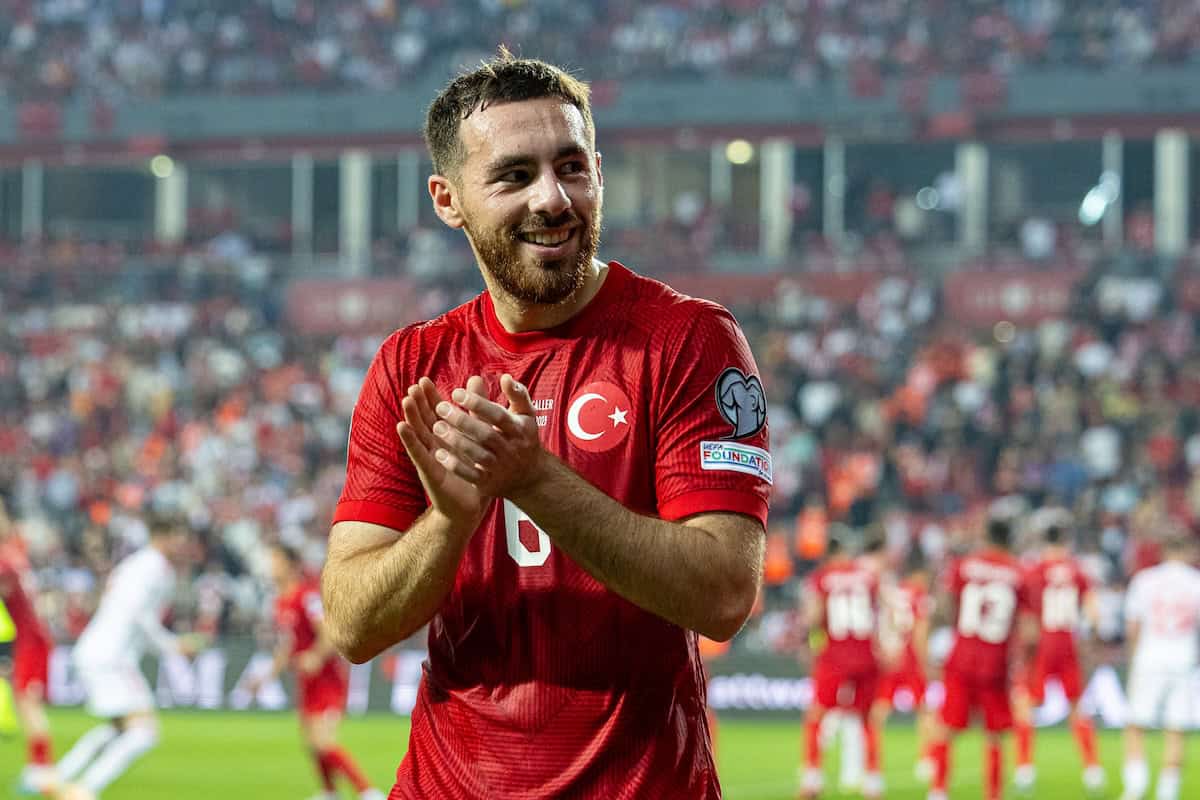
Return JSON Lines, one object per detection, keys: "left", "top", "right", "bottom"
{"left": 0, "top": 230, "right": 1193, "bottom": 659}
{"left": 2, "top": 0, "right": 1199, "bottom": 666}
{"left": 1, "top": 0, "right": 1197, "bottom": 101}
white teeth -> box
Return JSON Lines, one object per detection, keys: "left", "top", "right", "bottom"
{"left": 523, "top": 230, "right": 571, "bottom": 246}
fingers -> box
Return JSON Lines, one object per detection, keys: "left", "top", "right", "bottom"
{"left": 465, "top": 374, "right": 487, "bottom": 396}
{"left": 433, "top": 446, "right": 483, "bottom": 484}
{"left": 415, "top": 378, "right": 443, "bottom": 429}
{"left": 446, "top": 389, "right": 525, "bottom": 438}
{"left": 501, "top": 373, "right": 536, "bottom": 416}
{"left": 432, "top": 419, "right": 495, "bottom": 468}
{"left": 396, "top": 420, "right": 442, "bottom": 479}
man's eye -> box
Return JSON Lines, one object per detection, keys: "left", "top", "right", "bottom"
{"left": 499, "top": 170, "right": 529, "bottom": 183}
{"left": 561, "top": 161, "right": 585, "bottom": 174}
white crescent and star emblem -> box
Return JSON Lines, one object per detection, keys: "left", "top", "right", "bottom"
{"left": 567, "top": 393, "right": 607, "bottom": 440}
{"left": 565, "top": 381, "right": 633, "bottom": 452}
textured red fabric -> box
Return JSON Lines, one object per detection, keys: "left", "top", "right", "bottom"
{"left": 338, "top": 263, "right": 771, "bottom": 799}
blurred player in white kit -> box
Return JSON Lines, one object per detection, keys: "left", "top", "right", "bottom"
{"left": 50, "top": 512, "right": 203, "bottom": 800}
{"left": 1120, "top": 534, "right": 1200, "bottom": 800}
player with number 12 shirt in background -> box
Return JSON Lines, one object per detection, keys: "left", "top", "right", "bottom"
{"left": 926, "top": 516, "right": 1030, "bottom": 800}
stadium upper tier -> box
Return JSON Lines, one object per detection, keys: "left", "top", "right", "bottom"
{"left": 0, "top": 0, "right": 1195, "bottom": 101}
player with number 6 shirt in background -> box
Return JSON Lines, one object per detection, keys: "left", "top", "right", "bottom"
{"left": 926, "top": 516, "right": 1030, "bottom": 800}
{"left": 321, "top": 50, "right": 771, "bottom": 800}
{"left": 800, "top": 534, "right": 884, "bottom": 800}
{"left": 1012, "top": 519, "right": 1105, "bottom": 795}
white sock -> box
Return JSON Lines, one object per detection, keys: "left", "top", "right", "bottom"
{"left": 1156, "top": 768, "right": 1180, "bottom": 800}
{"left": 57, "top": 723, "right": 119, "bottom": 782}
{"left": 839, "top": 714, "right": 865, "bottom": 789}
{"left": 79, "top": 724, "right": 159, "bottom": 793}
{"left": 1123, "top": 759, "right": 1149, "bottom": 800}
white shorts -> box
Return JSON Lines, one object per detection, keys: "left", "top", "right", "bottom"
{"left": 1127, "top": 664, "right": 1196, "bottom": 731}
{"left": 75, "top": 656, "right": 155, "bottom": 719}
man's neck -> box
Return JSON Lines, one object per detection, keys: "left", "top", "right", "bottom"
{"left": 486, "top": 259, "right": 608, "bottom": 333}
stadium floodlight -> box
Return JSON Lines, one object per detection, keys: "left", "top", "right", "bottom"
{"left": 915, "top": 186, "right": 940, "bottom": 211}
{"left": 150, "top": 155, "right": 175, "bottom": 179}
{"left": 725, "top": 139, "right": 755, "bottom": 165}
{"left": 1078, "top": 170, "right": 1121, "bottom": 226}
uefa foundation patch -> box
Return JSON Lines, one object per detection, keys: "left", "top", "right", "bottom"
{"left": 700, "top": 441, "right": 772, "bottom": 484}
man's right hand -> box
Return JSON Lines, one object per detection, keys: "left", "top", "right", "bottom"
{"left": 397, "top": 376, "right": 489, "bottom": 529}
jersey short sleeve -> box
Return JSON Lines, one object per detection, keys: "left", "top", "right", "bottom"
{"left": 334, "top": 330, "right": 428, "bottom": 532}
{"left": 653, "top": 303, "right": 771, "bottom": 526}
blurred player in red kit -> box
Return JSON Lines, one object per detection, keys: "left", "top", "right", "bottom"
{"left": 0, "top": 498, "right": 55, "bottom": 793}
{"left": 1012, "top": 520, "right": 1105, "bottom": 794}
{"left": 321, "top": 50, "right": 771, "bottom": 799}
{"left": 800, "top": 534, "right": 883, "bottom": 799}
{"left": 926, "top": 516, "right": 1030, "bottom": 800}
{"left": 872, "top": 551, "right": 934, "bottom": 781}
{"left": 248, "top": 544, "right": 383, "bottom": 800}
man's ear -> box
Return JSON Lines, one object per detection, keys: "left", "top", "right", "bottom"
{"left": 429, "top": 174, "right": 465, "bottom": 229}
{"left": 594, "top": 151, "right": 603, "bottom": 189}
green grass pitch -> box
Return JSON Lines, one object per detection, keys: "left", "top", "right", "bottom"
{"left": 2, "top": 710, "right": 1199, "bottom": 798}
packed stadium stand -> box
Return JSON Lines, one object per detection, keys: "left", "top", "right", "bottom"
{"left": 1, "top": 0, "right": 1200, "bottom": 732}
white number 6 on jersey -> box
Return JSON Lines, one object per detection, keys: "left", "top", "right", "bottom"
{"left": 503, "top": 500, "right": 552, "bottom": 567}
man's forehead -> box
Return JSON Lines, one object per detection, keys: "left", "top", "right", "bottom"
{"left": 460, "top": 98, "right": 589, "bottom": 161}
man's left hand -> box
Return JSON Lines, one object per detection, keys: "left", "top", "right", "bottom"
{"left": 430, "top": 373, "right": 545, "bottom": 499}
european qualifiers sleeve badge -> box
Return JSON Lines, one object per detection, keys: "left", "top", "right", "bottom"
{"left": 715, "top": 367, "right": 766, "bottom": 440}
{"left": 701, "top": 367, "right": 772, "bottom": 484}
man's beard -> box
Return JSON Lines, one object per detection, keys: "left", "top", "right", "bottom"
{"left": 466, "top": 208, "right": 602, "bottom": 306}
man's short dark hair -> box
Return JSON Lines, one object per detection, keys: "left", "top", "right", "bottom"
{"left": 424, "top": 47, "right": 594, "bottom": 179}
{"left": 987, "top": 516, "right": 1012, "bottom": 548}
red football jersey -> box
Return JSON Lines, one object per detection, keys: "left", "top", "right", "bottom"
{"left": 0, "top": 554, "right": 50, "bottom": 646}
{"left": 274, "top": 579, "right": 345, "bottom": 690}
{"left": 335, "top": 262, "right": 771, "bottom": 799}
{"left": 1024, "top": 555, "right": 1091, "bottom": 659}
{"left": 807, "top": 560, "right": 879, "bottom": 673}
{"left": 944, "top": 550, "right": 1028, "bottom": 681}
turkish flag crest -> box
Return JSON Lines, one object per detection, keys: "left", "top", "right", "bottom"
{"left": 565, "top": 381, "right": 633, "bottom": 453}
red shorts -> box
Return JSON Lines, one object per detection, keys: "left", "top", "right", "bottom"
{"left": 877, "top": 666, "right": 927, "bottom": 709}
{"left": 298, "top": 671, "right": 348, "bottom": 718}
{"left": 940, "top": 668, "right": 1012, "bottom": 732}
{"left": 1022, "top": 648, "right": 1084, "bottom": 703}
{"left": 13, "top": 639, "right": 49, "bottom": 698}
{"left": 812, "top": 661, "right": 879, "bottom": 716}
